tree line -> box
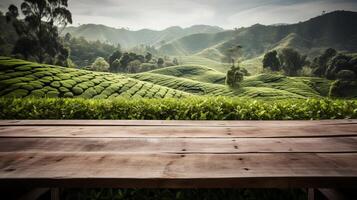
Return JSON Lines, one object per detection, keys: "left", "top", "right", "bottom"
{"left": 262, "top": 48, "right": 357, "bottom": 97}
{"left": 3, "top": 0, "right": 178, "bottom": 74}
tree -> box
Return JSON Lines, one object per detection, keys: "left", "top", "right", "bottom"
{"left": 91, "top": 57, "right": 109, "bottom": 72}
{"left": 145, "top": 52, "right": 152, "bottom": 62}
{"left": 325, "top": 54, "right": 356, "bottom": 80}
{"left": 64, "top": 36, "right": 117, "bottom": 68}
{"left": 222, "top": 45, "right": 242, "bottom": 67}
{"left": 127, "top": 60, "right": 142, "bottom": 73}
{"left": 157, "top": 58, "right": 164, "bottom": 67}
{"left": 278, "top": 48, "right": 307, "bottom": 76}
{"left": 226, "top": 65, "right": 244, "bottom": 88}
{"left": 173, "top": 58, "right": 179, "bottom": 65}
{"left": 263, "top": 50, "right": 280, "bottom": 71}
{"left": 311, "top": 48, "right": 337, "bottom": 77}
{"left": 108, "top": 50, "right": 122, "bottom": 70}
{"left": 111, "top": 59, "right": 122, "bottom": 72}
{"left": 6, "top": 0, "right": 72, "bottom": 65}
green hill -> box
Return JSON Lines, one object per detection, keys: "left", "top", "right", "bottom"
{"left": 131, "top": 71, "right": 332, "bottom": 99}
{"left": 178, "top": 55, "right": 231, "bottom": 73}
{"left": 149, "top": 65, "right": 226, "bottom": 84}
{"left": 130, "top": 72, "right": 237, "bottom": 96}
{"left": 0, "top": 57, "right": 190, "bottom": 98}
{"left": 218, "top": 11, "right": 357, "bottom": 59}
{"left": 159, "top": 31, "right": 234, "bottom": 55}
{"left": 0, "top": 57, "right": 333, "bottom": 100}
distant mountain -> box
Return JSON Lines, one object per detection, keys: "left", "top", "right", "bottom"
{"left": 160, "top": 11, "right": 357, "bottom": 59}
{"left": 62, "top": 24, "right": 224, "bottom": 49}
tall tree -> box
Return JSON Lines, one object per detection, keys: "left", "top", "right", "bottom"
{"left": 262, "top": 50, "right": 280, "bottom": 71}
{"left": 278, "top": 48, "right": 307, "bottom": 76}
{"left": 311, "top": 48, "right": 337, "bottom": 77}
{"left": 222, "top": 45, "right": 242, "bottom": 67}
{"left": 6, "top": 0, "right": 72, "bottom": 65}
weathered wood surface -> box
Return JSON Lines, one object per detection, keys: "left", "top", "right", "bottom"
{"left": 0, "top": 120, "right": 356, "bottom": 188}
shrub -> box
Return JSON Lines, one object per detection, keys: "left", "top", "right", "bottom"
{"left": 72, "top": 86, "right": 83, "bottom": 95}
{"left": 337, "top": 70, "right": 356, "bottom": 81}
{"left": 0, "top": 97, "right": 356, "bottom": 120}
{"left": 91, "top": 57, "right": 109, "bottom": 72}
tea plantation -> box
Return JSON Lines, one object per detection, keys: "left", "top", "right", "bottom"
{"left": 0, "top": 57, "right": 335, "bottom": 100}
{"left": 131, "top": 72, "right": 331, "bottom": 99}
{"left": 0, "top": 57, "right": 190, "bottom": 99}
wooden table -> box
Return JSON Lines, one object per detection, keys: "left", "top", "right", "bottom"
{"left": 0, "top": 120, "right": 357, "bottom": 199}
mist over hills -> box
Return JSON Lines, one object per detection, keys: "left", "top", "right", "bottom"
{"left": 62, "top": 11, "right": 357, "bottom": 60}
{"left": 162, "top": 11, "right": 357, "bottom": 59}
{"left": 62, "top": 24, "right": 224, "bottom": 49}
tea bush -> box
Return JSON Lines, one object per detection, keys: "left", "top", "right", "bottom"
{"left": 1, "top": 97, "right": 356, "bottom": 120}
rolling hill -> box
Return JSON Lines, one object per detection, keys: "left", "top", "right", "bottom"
{"left": 63, "top": 24, "right": 224, "bottom": 49}
{"left": 131, "top": 69, "right": 332, "bottom": 99}
{"left": 149, "top": 65, "right": 226, "bottom": 84}
{"left": 158, "top": 31, "right": 234, "bottom": 55}
{"left": 0, "top": 57, "right": 332, "bottom": 100}
{"left": 0, "top": 57, "right": 190, "bottom": 99}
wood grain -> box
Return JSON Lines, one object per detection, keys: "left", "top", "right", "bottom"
{"left": 0, "top": 124, "right": 356, "bottom": 138}
{"left": 0, "top": 152, "right": 357, "bottom": 188}
{"left": 0, "top": 120, "right": 357, "bottom": 188}
{"left": 0, "top": 137, "right": 356, "bottom": 153}
{"left": 1, "top": 120, "right": 356, "bottom": 126}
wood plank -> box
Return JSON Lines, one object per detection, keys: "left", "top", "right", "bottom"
{"left": 0, "top": 137, "right": 356, "bottom": 153}
{"left": 0, "top": 152, "right": 356, "bottom": 188}
{"left": 0, "top": 120, "right": 356, "bottom": 127}
{"left": 0, "top": 124, "right": 356, "bottom": 138}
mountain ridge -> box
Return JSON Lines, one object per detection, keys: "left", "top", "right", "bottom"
{"left": 161, "top": 11, "right": 357, "bottom": 59}
{"left": 63, "top": 24, "right": 225, "bottom": 48}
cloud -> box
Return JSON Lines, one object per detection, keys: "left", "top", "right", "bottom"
{"left": 1, "top": 0, "right": 356, "bottom": 30}
{"left": 226, "top": 0, "right": 357, "bottom": 27}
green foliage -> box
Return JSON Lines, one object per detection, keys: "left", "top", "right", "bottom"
{"left": 64, "top": 35, "right": 119, "bottom": 67}
{"left": 149, "top": 65, "right": 226, "bottom": 84}
{"left": 0, "top": 57, "right": 190, "bottom": 99}
{"left": 226, "top": 65, "right": 244, "bottom": 88}
{"left": 157, "top": 58, "right": 164, "bottom": 67}
{"left": 311, "top": 48, "right": 337, "bottom": 77}
{"left": 72, "top": 86, "right": 83, "bottom": 95}
{"left": 278, "top": 48, "right": 307, "bottom": 76}
{"left": 337, "top": 70, "right": 356, "bottom": 81}
{"left": 91, "top": 57, "right": 109, "bottom": 72}
{"left": 325, "top": 53, "right": 357, "bottom": 80}
{"left": 263, "top": 50, "right": 280, "bottom": 71}
{"left": 1, "top": 97, "right": 356, "bottom": 120}
{"left": 329, "top": 80, "right": 357, "bottom": 98}
{"left": 6, "top": 0, "right": 72, "bottom": 65}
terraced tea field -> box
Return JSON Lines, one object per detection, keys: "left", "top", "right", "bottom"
{"left": 0, "top": 57, "right": 332, "bottom": 100}
{"left": 130, "top": 72, "right": 238, "bottom": 96}
{"left": 132, "top": 71, "right": 331, "bottom": 99}
{"left": 149, "top": 65, "right": 226, "bottom": 84}
{"left": 0, "top": 57, "right": 190, "bottom": 98}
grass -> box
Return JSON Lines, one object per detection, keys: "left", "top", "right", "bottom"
{"left": 149, "top": 64, "right": 226, "bottom": 84}
{"left": 0, "top": 57, "right": 190, "bottom": 99}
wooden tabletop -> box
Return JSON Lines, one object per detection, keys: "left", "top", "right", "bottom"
{"left": 0, "top": 120, "right": 357, "bottom": 188}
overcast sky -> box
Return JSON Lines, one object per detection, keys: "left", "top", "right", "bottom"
{"left": 1, "top": 0, "right": 357, "bottom": 30}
